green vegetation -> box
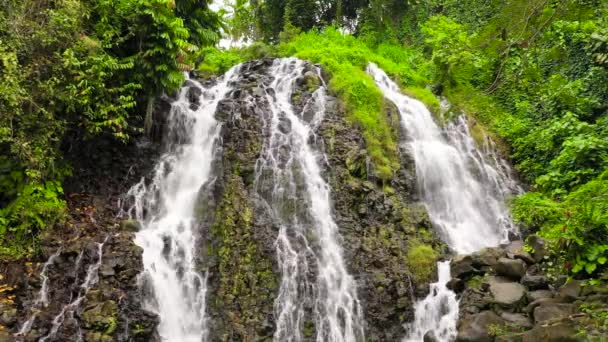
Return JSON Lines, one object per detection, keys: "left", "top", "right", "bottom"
{"left": 2, "top": 0, "right": 607, "bottom": 289}
{"left": 278, "top": 29, "right": 436, "bottom": 179}
{"left": 406, "top": 239, "right": 439, "bottom": 284}
{"left": 0, "top": 0, "right": 220, "bottom": 258}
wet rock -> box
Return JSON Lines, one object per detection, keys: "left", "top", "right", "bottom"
{"left": 521, "top": 274, "right": 548, "bottom": 290}
{"left": 533, "top": 303, "right": 577, "bottom": 323}
{"left": 424, "top": 330, "right": 439, "bottom": 342}
{"left": 186, "top": 86, "right": 202, "bottom": 110}
{"left": 526, "top": 235, "right": 546, "bottom": 263}
{"left": 521, "top": 320, "right": 578, "bottom": 342}
{"left": 490, "top": 282, "right": 526, "bottom": 307}
{"left": 457, "top": 310, "right": 505, "bottom": 342}
{"left": 452, "top": 255, "right": 478, "bottom": 279}
{"left": 495, "top": 258, "right": 526, "bottom": 280}
{"left": 447, "top": 278, "right": 466, "bottom": 293}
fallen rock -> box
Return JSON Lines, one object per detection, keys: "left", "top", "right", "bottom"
{"left": 521, "top": 320, "right": 578, "bottom": 342}
{"left": 521, "top": 274, "right": 548, "bottom": 290}
{"left": 495, "top": 258, "right": 526, "bottom": 280}
{"left": 505, "top": 240, "right": 535, "bottom": 264}
{"left": 557, "top": 280, "right": 581, "bottom": 302}
{"left": 526, "top": 297, "right": 565, "bottom": 314}
{"left": 533, "top": 303, "right": 577, "bottom": 323}
{"left": 499, "top": 312, "right": 533, "bottom": 329}
{"left": 471, "top": 247, "right": 505, "bottom": 267}
{"left": 490, "top": 282, "right": 527, "bottom": 307}
{"left": 526, "top": 290, "right": 553, "bottom": 302}
{"left": 457, "top": 311, "right": 505, "bottom": 342}
{"left": 447, "top": 278, "right": 466, "bottom": 293}
{"left": 526, "top": 235, "right": 546, "bottom": 263}
{"left": 452, "top": 255, "right": 478, "bottom": 279}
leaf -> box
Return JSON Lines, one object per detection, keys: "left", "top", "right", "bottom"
{"left": 585, "top": 262, "right": 597, "bottom": 274}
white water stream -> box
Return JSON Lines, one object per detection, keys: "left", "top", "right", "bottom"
{"left": 16, "top": 249, "right": 62, "bottom": 337}
{"left": 123, "top": 67, "right": 239, "bottom": 341}
{"left": 40, "top": 238, "right": 107, "bottom": 342}
{"left": 367, "top": 63, "right": 520, "bottom": 341}
{"left": 255, "top": 58, "right": 364, "bottom": 342}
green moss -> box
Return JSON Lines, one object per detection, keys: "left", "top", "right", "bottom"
{"left": 406, "top": 239, "right": 439, "bottom": 284}
{"left": 208, "top": 176, "right": 277, "bottom": 339}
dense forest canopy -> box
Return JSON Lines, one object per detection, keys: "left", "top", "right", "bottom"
{"left": 1, "top": 0, "right": 607, "bottom": 290}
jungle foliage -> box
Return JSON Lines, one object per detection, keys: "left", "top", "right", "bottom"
{"left": 0, "top": 0, "right": 221, "bottom": 257}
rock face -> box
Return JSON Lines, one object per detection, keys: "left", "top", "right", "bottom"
{"left": 196, "top": 58, "right": 444, "bottom": 341}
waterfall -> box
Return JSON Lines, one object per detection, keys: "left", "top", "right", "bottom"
{"left": 123, "top": 66, "right": 240, "bottom": 341}
{"left": 17, "top": 249, "right": 62, "bottom": 337}
{"left": 254, "top": 58, "right": 364, "bottom": 342}
{"left": 40, "top": 238, "right": 107, "bottom": 342}
{"left": 367, "top": 63, "right": 519, "bottom": 341}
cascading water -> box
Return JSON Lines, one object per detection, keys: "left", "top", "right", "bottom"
{"left": 17, "top": 249, "right": 62, "bottom": 336}
{"left": 40, "top": 238, "right": 108, "bottom": 342}
{"left": 366, "top": 63, "right": 520, "bottom": 341}
{"left": 122, "top": 67, "right": 239, "bottom": 341}
{"left": 254, "top": 58, "right": 364, "bottom": 342}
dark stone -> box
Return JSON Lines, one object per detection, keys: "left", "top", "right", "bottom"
{"left": 505, "top": 240, "right": 535, "bottom": 264}
{"left": 424, "top": 330, "right": 439, "bottom": 342}
{"left": 495, "top": 258, "right": 526, "bottom": 280}
{"left": 447, "top": 278, "right": 466, "bottom": 293}
{"left": 457, "top": 311, "right": 505, "bottom": 342}
{"left": 452, "top": 255, "right": 478, "bottom": 279}
{"left": 521, "top": 274, "right": 548, "bottom": 290}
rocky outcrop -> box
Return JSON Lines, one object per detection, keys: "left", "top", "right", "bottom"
{"left": 196, "top": 59, "right": 444, "bottom": 340}
{"left": 3, "top": 58, "right": 446, "bottom": 341}
{"left": 453, "top": 237, "right": 607, "bottom": 341}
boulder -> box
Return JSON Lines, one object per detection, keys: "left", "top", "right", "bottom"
{"left": 495, "top": 258, "right": 526, "bottom": 280}
{"left": 533, "top": 303, "right": 577, "bottom": 323}
{"left": 457, "top": 311, "right": 505, "bottom": 342}
{"left": 521, "top": 274, "right": 548, "bottom": 290}
{"left": 557, "top": 280, "right": 581, "bottom": 302}
{"left": 499, "top": 312, "right": 533, "bottom": 329}
{"left": 423, "top": 330, "right": 439, "bottom": 342}
{"left": 452, "top": 255, "right": 478, "bottom": 279}
{"left": 447, "top": 278, "right": 466, "bottom": 293}
{"left": 526, "top": 290, "right": 553, "bottom": 302}
{"left": 525, "top": 297, "right": 565, "bottom": 314}
{"left": 471, "top": 247, "right": 505, "bottom": 267}
{"left": 490, "top": 282, "right": 527, "bottom": 307}
{"left": 521, "top": 320, "right": 578, "bottom": 342}
{"left": 526, "top": 235, "right": 546, "bottom": 263}
{"left": 505, "top": 240, "right": 535, "bottom": 264}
